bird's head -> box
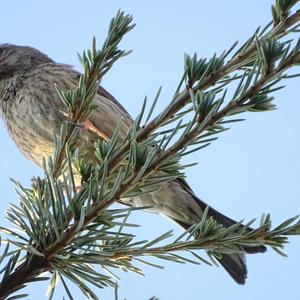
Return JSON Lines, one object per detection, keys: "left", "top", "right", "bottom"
{"left": 0, "top": 44, "right": 53, "bottom": 117}
{"left": 0, "top": 44, "right": 53, "bottom": 80}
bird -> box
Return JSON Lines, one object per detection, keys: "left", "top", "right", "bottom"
{"left": 0, "top": 44, "right": 266, "bottom": 284}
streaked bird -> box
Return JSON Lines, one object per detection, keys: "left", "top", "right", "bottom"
{"left": 0, "top": 44, "right": 266, "bottom": 284}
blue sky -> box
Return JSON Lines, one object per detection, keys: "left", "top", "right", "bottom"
{"left": 0, "top": 1, "right": 300, "bottom": 299}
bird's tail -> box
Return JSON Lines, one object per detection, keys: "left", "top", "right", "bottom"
{"left": 172, "top": 180, "right": 266, "bottom": 284}
{"left": 121, "top": 177, "right": 266, "bottom": 283}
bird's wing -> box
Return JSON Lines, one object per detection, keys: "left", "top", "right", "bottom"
{"left": 77, "top": 76, "right": 266, "bottom": 285}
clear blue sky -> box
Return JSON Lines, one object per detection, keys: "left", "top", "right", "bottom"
{"left": 1, "top": 1, "right": 300, "bottom": 299}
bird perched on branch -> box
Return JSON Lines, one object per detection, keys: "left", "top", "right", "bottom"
{"left": 0, "top": 44, "right": 266, "bottom": 284}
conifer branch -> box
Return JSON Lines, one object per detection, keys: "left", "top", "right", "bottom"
{"left": 0, "top": 2, "right": 300, "bottom": 299}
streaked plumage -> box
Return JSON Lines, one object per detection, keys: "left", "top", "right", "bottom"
{"left": 0, "top": 44, "right": 266, "bottom": 284}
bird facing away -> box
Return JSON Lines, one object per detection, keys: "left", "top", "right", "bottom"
{"left": 0, "top": 44, "right": 266, "bottom": 284}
